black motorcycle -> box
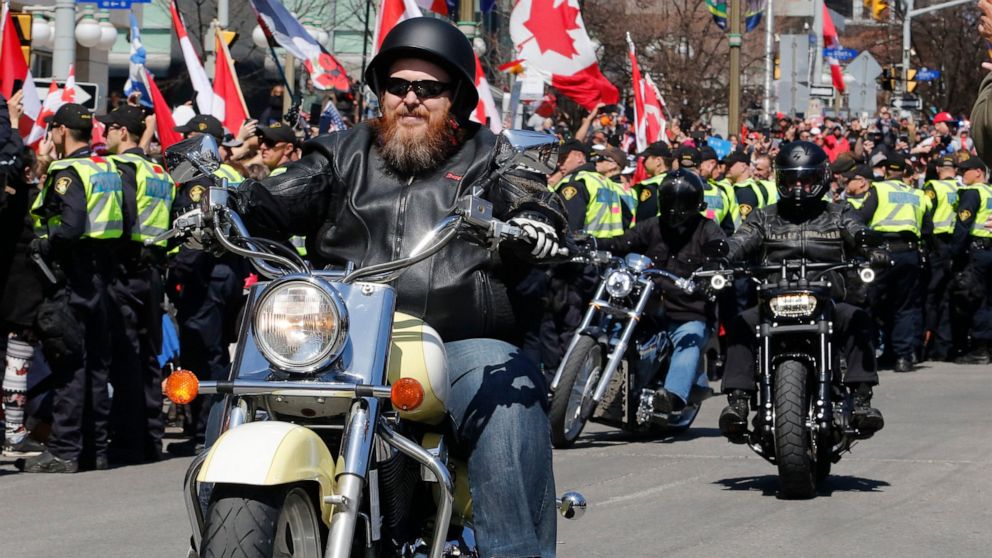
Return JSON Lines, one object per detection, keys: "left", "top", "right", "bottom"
{"left": 702, "top": 255, "right": 880, "bottom": 499}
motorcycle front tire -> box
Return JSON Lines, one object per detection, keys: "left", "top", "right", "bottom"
{"left": 200, "top": 484, "right": 324, "bottom": 558}
{"left": 550, "top": 335, "right": 603, "bottom": 448}
{"left": 773, "top": 360, "right": 819, "bottom": 500}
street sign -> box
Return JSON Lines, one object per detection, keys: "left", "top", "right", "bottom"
{"left": 891, "top": 95, "right": 923, "bottom": 111}
{"left": 33, "top": 79, "right": 100, "bottom": 112}
{"left": 846, "top": 51, "right": 882, "bottom": 115}
{"left": 76, "top": 0, "right": 150, "bottom": 9}
{"left": 824, "top": 47, "right": 858, "bottom": 62}
{"left": 915, "top": 68, "right": 942, "bottom": 82}
{"left": 809, "top": 85, "right": 835, "bottom": 98}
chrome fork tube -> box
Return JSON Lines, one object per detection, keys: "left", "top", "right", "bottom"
{"left": 324, "top": 399, "right": 378, "bottom": 558}
{"left": 183, "top": 451, "right": 209, "bottom": 552}
{"left": 591, "top": 281, "right": 654, "bottom": 403}
{"left": 376, "top": 418, "right": 454, "bottom": 558}
{"left": 550, "top": 278, "right": 609, "bottom": 392}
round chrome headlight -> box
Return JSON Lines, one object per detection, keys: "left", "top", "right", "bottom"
{"left": 253, "top": 277, "right": 348, "bottom": 373}
{"left": 605, "top": 270, "right": 635, "bottom": 298}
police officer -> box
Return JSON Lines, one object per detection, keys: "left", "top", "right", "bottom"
{"left": 556, "top": 144, "right": 632, "bottom": 236}
{"left": 20, "top": 104, "right": 125, "bottom": 473}
{"left": 922, "top": 155, "right": 960, "bottom": 361}
{"left": 853, "top": 153, "right": 932, "bottom": 372}
{"left": 633, "top": 141, "right": 673, "bottom": 222}
{"left": 674, "top": 146, "right": 736, "bottom": 234}
{"left": 167, "top": 115, "right": 248, "bottom": 456}
{"left": 720, "top": 150, "right": 779, "bottom": 221}
{"left": 256, "top": 122, "right": 300, "bottom": 174}
{"left": 99, "top": 105, "right": 175, "bottom": 463}
{"left": 547, "top": 140, "right": 588, "bottom": 189}
{"left": 950, "top": 157, "right": 992, "bottom": 364}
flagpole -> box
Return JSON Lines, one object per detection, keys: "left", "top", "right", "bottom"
{"left": 358, "top": 0, "right": 373, "bottom": 121}
{"left": 763, "top": 0, "right": 775, "bottom": 125}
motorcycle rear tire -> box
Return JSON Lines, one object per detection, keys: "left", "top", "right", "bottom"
{"left": 773, "top": 360, "right": 818, "bottom": 500}
{"left": 200, "top": 484, "right": 324, "bottom": 558}
{"left": 550, "top": 335, "right": 603, "bottom": 449}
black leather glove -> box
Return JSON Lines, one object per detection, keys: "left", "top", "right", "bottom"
{"left": 869, "top": 249, "right": 891, "bottom": 269}
{"left": 28, "top": 237, "right": 50, "bottom": 258}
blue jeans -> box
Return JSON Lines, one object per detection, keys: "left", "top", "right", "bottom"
{"left": 663, "top": 320, "right": 710, "bottom": 404}
{"left": 445, "top": 339, "right": 557, "bottom": 558}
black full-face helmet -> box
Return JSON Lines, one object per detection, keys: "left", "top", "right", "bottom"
{"left": 774, "top": 141, "right": 831, "bottom": 202}
{"left": 364, "top": 17, "right": 479, "bottom": 120}
{"left": 658, "top": 169, "right": 707, "bottom": 227}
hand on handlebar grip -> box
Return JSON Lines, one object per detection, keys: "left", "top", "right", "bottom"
{"left": 508, "top": 217, "right": 566, "bottom": 260}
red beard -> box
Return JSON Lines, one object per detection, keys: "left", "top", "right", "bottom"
{"left": 372, "top": 104, "right": 461, "bottom": 175}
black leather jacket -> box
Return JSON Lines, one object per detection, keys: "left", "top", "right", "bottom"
{"left": 231, "top": 121, "right": 566, "bottom": 344}
{"left": 727, "top": 200, "right": 869, "bottom": 299}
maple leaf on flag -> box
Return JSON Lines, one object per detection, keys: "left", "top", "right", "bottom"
{"left": 524, "top": 0, "right": 581, "bottom": 58}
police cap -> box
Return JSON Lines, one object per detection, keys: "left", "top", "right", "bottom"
{"left": 97, "top": 105, "right": 146, "bottom": 135}
{"left": 175, "top": 114, "right": 225, "bottom": 140}
{"left": 49, "top": 103, "right": 93, "bottom": 131}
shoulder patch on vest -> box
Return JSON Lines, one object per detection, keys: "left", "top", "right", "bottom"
{"left": 189, "top": 185, "right": 206, "bottom": 203}
{"left": 739, "top": 204, "right": 753, "bottom": 217}
{"left": 925, "top": 189, "right": 936, "bottom": 200}
{"left": 959, "top": 209, "right": 973, "bottom": 221}
{"left": 561, "top": 186, "right": 578, "bottom": 201}
{"left": 639, "top": 188, "right": 652, "bottom": 202}
{"left": 54, "top": 176, "right": 71, "bottom": 195}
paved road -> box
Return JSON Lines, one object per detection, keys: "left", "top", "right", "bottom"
{"left": 3, "top": 361, "right": 991, "bottom": 558}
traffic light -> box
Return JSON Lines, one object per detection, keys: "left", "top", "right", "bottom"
{"left": 12, "top": 13, "right": 32, "bottom": 67}
{"left": 906, "top": 69, "right": 917, "bottom": 93}
{"left": 880, "top": 66, "right": 895, "bottom": 91}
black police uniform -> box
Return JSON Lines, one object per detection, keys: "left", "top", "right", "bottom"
{"left": 33, "top": 147, "right": 119, "bottom": 468}
{"left": 108, "top": 146, "right": 170, "bottom": 463}
{"left": 854, "top": 179, "right": 933, "bottom": 366}
{"left": 949, "top": 172, "right": 992, "bottom": 360}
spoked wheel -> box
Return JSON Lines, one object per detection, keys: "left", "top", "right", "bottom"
{"left": 550, "top": 335, "right": 603, "bottom": 448}
{"left": 773, "top": 360, "right": 820, "bottom": 499}
{"left": 200, "top": 485, "right": 323, "bottom": 558}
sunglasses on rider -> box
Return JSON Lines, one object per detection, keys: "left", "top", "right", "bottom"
{"left": 383, "top": 77, "right": 452, "bottom": 99}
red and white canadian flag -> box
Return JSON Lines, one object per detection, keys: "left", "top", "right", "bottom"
{"left": 471, "top": 53, "right": 502, "bottom": 133}
{"left": 822, "top": 4, "right": 846, "bottom": 94}
{"left": 25, "top": 64, "right": 79, "bottom": 147}
{"left": 626, "top": 34, "right": 663, "bottom": 152}
{"left": 372, "top": 0, "right": 424, "bottom": 54}
{"left": 510, "top": 0, "right": 618, "bottom": 111}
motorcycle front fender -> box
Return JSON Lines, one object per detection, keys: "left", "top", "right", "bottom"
{"left": 197, "top": 421, "right": 337, "bottom": 525}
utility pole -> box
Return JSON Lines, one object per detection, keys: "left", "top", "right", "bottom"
{"left": 729, "top": 0, "right": 742, "bottom": 136}
{"left": 900, "top": 0, "right": 974, "bottom": 94}
{"left": 763, "top": 0, "right": 775, "bottom": 125}
{"left": 52, "top": 0, "right": 76, "bottom": 80}
{"left": 811, "top": 0, "right": 824, "bottom": 87}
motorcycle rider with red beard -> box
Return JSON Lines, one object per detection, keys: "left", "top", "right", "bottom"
{"left": 230, "top": 17, "right": 568, "bottom": 558}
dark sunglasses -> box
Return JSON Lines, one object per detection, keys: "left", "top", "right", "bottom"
{"left": 383, "top": 77, "right": 452, "bottom": 99}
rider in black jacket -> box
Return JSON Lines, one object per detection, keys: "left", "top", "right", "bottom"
{"left": 718, "top": 142, "right": 886, "bottom": 443}
{"left": 598, "top": 171, "right": 725, "bottom": 412}
{"left": 231, "top": 18, "right": 566, "bottom": 557}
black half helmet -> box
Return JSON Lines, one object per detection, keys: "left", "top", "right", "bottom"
{"left": 774, "top": 141, "right": 831, "bottom": 202}
{"left": 658, "top": 169, "right": 706, "bottom": 227}
{"left": 364, "top": 17, "right": 479, "bottom": 120}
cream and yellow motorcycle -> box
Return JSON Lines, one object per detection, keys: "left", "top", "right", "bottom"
{"left": 157, "top": 132, "right": 584, "bottom": 558}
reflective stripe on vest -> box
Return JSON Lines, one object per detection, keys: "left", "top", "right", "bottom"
{"left": 702, "top": 182, "right": 729, "bottom": 225}
{"left": 613, "top": 181, "right": 638, "bottom": 228}
{"left": 111, "top": 153, "right": 177, "bottom": 245}
{"left": 31, "top": 157, "right": 124, "bottom": 239}
{"left": 962, "top": 182, "right": 992, "bottom": 238}
{"left": 925, "top": 178, "right": 959, "bottom": 235}
{"left": 213, "top": 164, "right": 243, "bottom": 187}
{"left": 712, "top": 179, "right": 741, "bottom": 228}
{"left": 759, "top": 179, "right": 779, "bottom": 206}
{"left": 575, "top": 170, "right": 625, "bottom": 238}
{"left": 868, "top": 180, "right": 924, "bottom": 237}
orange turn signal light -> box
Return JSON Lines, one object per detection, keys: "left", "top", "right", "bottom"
{"left": 164, "top": 369, "right": 199, "bottom": 405}
{"left": 390, "top": 377, "right": 424, "bottom": 411}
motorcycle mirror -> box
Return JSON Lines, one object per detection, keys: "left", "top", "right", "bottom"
{"left": 164, "top": 135, "right": 222, "bottom": 184}
{"left": 703, "top": 239, "right": 730, "bottom": 258}
{"left": 491, "top": 129, "right": 560, "bottom": 175}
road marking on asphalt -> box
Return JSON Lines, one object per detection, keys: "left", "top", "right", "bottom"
{"left": 596, "top": 475, "right": 706, "bottom": 507}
